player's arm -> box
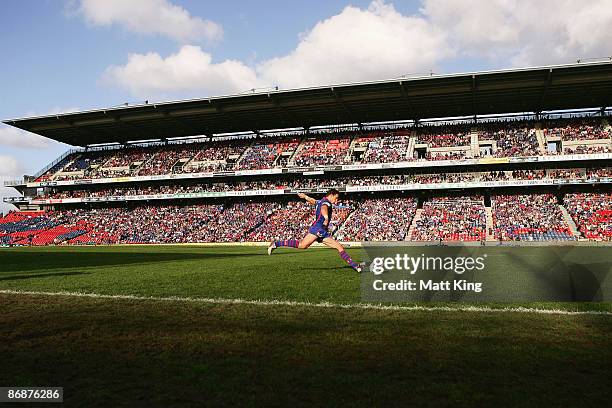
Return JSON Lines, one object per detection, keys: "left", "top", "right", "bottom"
{"left": 297, "top": 192, "right": 317, "bottom": 205}
{"left": 320, "top": 202, "right": 330, "bottom": 228}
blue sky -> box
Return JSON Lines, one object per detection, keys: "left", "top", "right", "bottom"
{"left": 1, "top": 0, "right": 611, "bottom": 212}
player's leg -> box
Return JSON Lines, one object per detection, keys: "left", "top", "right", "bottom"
{"left": 268, "top": 233, "right": 317, "bottom": 254}
{"left": 322, "top": 236, "right": 362, "bottom": 272}
{"left": 297, "top": 233, "right": 318, "bottom": 249}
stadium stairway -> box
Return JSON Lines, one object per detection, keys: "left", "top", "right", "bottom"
{"left": 135, "top": 150, "right": 160, "bottom": 175}
{"left": 347, "top": 136, "right": 361, "bottom": 160}
{"left": 406, "top": 209, "right": 423, "bottom": 240}
{"left": 603, "top": 117, "right": 612, "bottom": 137}
{"left": 333, "top": 205, "right": 358, "bottom": 238}
{"left": 53, "top": 154, "right": 79, "bottom": 178}
{"left": 559, "top": 205, "right": 581, "bottom": 239}
{"left": 535, "top": 124, "right": 547, "bottom": 154}
{"left": 287, "top": 136, "right": 307, "bottom": 166}
{"left": 234, "top": 139, "right": 255, "bottom": 167}
{"left": 485, "top": 207, "right": 495, "bottom": 241}
{"left": 470, "top": 129, "right": 480, "bottom": 157}
{"left": 406, "top": 135, "right": 416, "bottom": 160}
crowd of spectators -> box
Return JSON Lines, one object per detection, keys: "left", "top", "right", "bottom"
{"left": 4, "top": 188, "right": 610, "bottom": 244}
{"left": 564, "top": 193, "right": 611, "bottom": 241}
{"left": 491, "top": 194, "right": 576, "bottom": 241}
{"left": 137, "top": 144, "right": 200, "bottom": 176}
{"left": 478, "top": 121, "right": 540, "bottom": 157}
{"left": 362, "top": 134, "right": 411, "bottom": 163}
{"left": 102, "top": 147, "right": 150, "bottom": 168}
{"left": 37, "top": 166, "right": 611, "bottom": 201}
{"left": 416, "top": 124, "right": 471, "bottom": 147}
{"left": 336, "top": 198, "right": 417, "bottom": 241}
{"left": 424, "top": 151, "right": 471, "bottom": 161}
{"left": 587, "top": 167, "right": 612, "bottom": 178}
{"left": 409, "top": 197, "right": 487, "bottom": 241}
{"left": 34, "top": 117, "right": 612, "bottom": 182}
{"left": 563, "top": 145, "right": 611, "bottom": 155}
{"left": 236, "top": 137, "right": 301, "bottom": 170}
{"left": 2, "top": 203, "right": 279, "bottom": 244}
{"left": 293, "top": 137, "right": 351, "bottom": 166}
{"left": 548, "top": 169, "right": 584, "bottom": 179}
{"left": 543, "top": 118, "right": 610, "bottom": 141}
{"left": 246, "top": 201, "right": 352, "bottom": 242}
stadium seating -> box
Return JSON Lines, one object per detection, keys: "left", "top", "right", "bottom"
{"left": 336, "top": 197, "right": 417, "bottom": 241}
{"left": 478, "top": 121, "right": 540, "bottom": 157}
{"left": 564, "top": 193, "right": 611, "bottom": 241}
{"left": 247, "top": 200, "right": 352, "bottom": 242}
{"left": 3, "top": 188, "right": 610, "bottom": 244}
{"left": 236, "top": 137, "right": 301, "bottom": 170}
{"left": 137, "top": 144, "right": 200, "bottom": 176}
{"left": 27, "top": 116, "right": 612, "bottom": 183}
{"left": 416, "top": 124, "right": 471, "bottom": 148}
{"left": 293, "top": 136, "right": 351, "bottom": 166}
{"left": 409, "top": 197, "right": 487, "bottom": 241}
{"left": 543, "top": 117, "right": 610, "bottom": 141}
{"left": 33, "top": 165, "right": 610, "bottom": 201}
{"left": 491, "top": 194, "right": 576, "bottom": 241}
{"left": 362, "top": 133, "right": 412, "bottom": 163}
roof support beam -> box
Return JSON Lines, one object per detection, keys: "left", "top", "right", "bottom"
{"left": 331, "top": 87, "right": 358, "bottom": 125}
{"left": 160, "top": 110, "right": 203, "bottom": 137}
{"left": 398, "top": 81, "right": 417, "bottom": 121}
{"left": 268, "top": 94, "right": 305, "bottom": 129}
{"left": 537, "top": 69, "right": 553, "bottom": 113}
{"left": 471, "top": 75, "right": 478, "bottom": 118}
{"left": 109, "top": 114, "right": 144, "bottom": 142}
{"left": 212, "top": 101, "right": 242, "bottom": 132}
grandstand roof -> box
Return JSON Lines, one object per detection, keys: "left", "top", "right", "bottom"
{"left": 4, "top": 61, "right": 612, "bottom": 146}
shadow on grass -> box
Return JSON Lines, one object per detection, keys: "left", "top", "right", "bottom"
{"left": 0, "top": 271, "right": 91, "bottom": 282}
{"left": 0, "top": 251, "right": 261, "bottom": 274}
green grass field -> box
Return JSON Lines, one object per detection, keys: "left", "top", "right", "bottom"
{"left": 1, "top": 245, "right": 610, "bottom": 407}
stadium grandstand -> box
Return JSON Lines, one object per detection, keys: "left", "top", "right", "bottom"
{"left": 2, "top": 61, "right": 611, "bottom": 245}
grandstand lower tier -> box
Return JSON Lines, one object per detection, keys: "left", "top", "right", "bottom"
{"left": 1, "top": 193, "right": 609, "bottom": 245}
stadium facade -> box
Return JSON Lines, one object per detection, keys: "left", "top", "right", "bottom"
{"left": 1, "top": 61, "right": 611, "bottom": 245}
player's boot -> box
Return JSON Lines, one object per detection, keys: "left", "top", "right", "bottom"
{"left": 355, "top": 262, "right": 366, "bottom": 273}
{"left": 267, "top": 241, "right": 277, "bottom": 255}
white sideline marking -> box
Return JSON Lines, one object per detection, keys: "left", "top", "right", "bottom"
{"left": 0, "top": 289, "right": 610, "bottom": 316}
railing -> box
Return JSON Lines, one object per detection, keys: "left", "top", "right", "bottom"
{"left": 32, "top": 148, "right": 83, "bottom": 179}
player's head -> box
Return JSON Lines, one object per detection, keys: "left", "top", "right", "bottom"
{"left": 326, "top": 188, "right": 340, "bottom": 204}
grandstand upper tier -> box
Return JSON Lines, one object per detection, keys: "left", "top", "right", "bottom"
{"left": 3, "top": 116, "right": 611, "bottom": 189}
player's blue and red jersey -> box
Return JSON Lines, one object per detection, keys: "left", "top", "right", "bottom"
{"left": 312, "top": 197, "right": 333, "bottom": 229}
{"left": 308, "top": 197, "right": 333, "bottom": 241}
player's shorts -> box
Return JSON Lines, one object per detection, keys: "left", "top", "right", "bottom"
{"left": 308, "top": 225, "right": 331, "bottom": 242}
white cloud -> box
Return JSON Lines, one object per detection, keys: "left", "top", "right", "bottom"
{"left": 102, "top": 45, "right": 265, "bottom": 96}
{"left": 101, "top": 0, "right": 612, "bottom": 98}
{"left": 0, "top": 126, "right": 50, "bottom": 150}
{"left": 421, "top": 0, "right": 612, "bottom": 66}
{"left": 102, "top": 1, "right": 452, "bottom": 96}
{"left": 258, "top": 1, "right": 452, "bottom": 88}
{"left": 77, "top": 0, "right": 223, "bottom": 43}
{"left": 0, "top": 155, "right": 24, "bottom": 215}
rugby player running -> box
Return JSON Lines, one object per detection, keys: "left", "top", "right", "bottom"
{"left": 268, "top": 188, "right": 363, "bottom": 273}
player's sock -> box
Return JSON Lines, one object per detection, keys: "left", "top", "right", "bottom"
{"left": 339, "top": 250, "right": 359, "bottom": 270}
{"left": 274, "top": 239, "right": 298, "bottom": 248}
